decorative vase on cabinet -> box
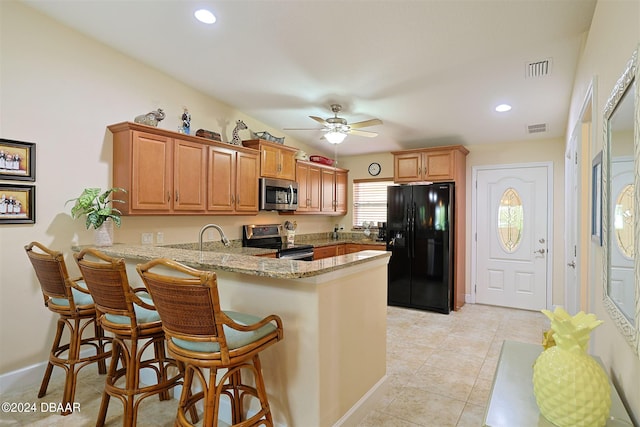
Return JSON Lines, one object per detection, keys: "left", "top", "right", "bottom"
{"left": 532, "top": 307, "right": 611, "bottom": 427}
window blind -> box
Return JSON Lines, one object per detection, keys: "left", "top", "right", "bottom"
{"left": 352, "top": 179, "right": 395, "bottom": 227}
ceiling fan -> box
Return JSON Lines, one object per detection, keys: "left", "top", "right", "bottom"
{"left": 285, "top": 104, "right": 382, "bottom": 144}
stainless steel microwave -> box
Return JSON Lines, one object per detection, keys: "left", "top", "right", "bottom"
{"left": 259, "top": 178, "right": 298, "bottom": 211}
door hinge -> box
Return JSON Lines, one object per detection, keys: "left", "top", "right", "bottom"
{"left": 475, "top": 232, "right": 477, "bottom": 242}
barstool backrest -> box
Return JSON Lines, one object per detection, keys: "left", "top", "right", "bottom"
{"left": 136, "top": 258, "right": 230, "bottom": 358}
{"left": 25, "top": 242, "right": 78, "bottom": 312}
{"left": 74, "top": 248, "right": 138, "bottom": 327}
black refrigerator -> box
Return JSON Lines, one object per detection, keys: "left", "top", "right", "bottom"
{"left": 386, "top": 183, "right": 454, "bottom": 314}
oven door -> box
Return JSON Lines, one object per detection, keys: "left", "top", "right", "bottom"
{"left": 259, "top": 178, "right": 298, "bottom": 211}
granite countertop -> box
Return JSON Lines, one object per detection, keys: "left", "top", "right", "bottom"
{"left": 72, "top": 242, "right": 389, "bottom": 280}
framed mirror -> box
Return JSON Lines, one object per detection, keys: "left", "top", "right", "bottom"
{"left": 603, "top": 45, "right": 639, "bottom": 356}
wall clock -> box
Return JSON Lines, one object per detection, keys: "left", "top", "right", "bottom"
{"left": 368, "top": 162, "right": 381, "bottom": 176}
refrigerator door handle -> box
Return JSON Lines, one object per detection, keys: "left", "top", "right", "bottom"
{"left": 411, "top": 202, "right": 416, "bottom": 258}
{"left": 405, "top": 205, "right": 411, "bottom": 259}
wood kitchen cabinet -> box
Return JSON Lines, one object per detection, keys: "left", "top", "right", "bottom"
{"left": 313, "top": 244, "right": 344, "bottom": 260}
{"left": 207, "top": 145, "right": 259, "bottom": 214}
{"left": 110, "top": 122, "right": 259, "bottom": 216}
{"left": 292, "top": 161, "right": 348, "bottom": 216}
{"left": 242, "top": 139, "right": 297, "bottom": 181}
{"left": 320, "top": 167, "right": 348, "bottom": 215}
{"left": 296, "top": 161, "right": 321, "bottom": 212}
{"left": 345, "top": 243, "right": 385, "bottom": 254}
{"left": 392, "top": 145, "right": 468, "bottom": 183}
{"left": 111, "top": 124, "right": 207, "bottom": 214}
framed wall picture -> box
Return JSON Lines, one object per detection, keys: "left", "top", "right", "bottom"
{"left": 0, "top": 139, "right": 36, "bottom": 181}
{"left": 591, "top": 150, "right": 602, "bottom": 245}
{"left": 0, "top": 184, "right": 35, "bottom": 224}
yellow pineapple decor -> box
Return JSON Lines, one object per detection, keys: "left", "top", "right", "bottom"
{"left": 533, "top": 307, "right": 611, "bottom": 427}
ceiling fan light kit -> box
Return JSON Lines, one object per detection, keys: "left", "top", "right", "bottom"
{"left": 325, "top": 131, "right": 347, "bottom": 144}
{"left": 284, "top": 103, "right": 382, "bottom": 145}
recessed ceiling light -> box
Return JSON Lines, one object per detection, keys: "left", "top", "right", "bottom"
{"left": 495, "top": 104, "right": 512, "bottom": 113}
{"left": 194, "top": 9, "right": 216, "bottom": 24}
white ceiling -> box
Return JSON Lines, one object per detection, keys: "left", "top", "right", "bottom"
{"left": 24, "top": 0, "right": 597, "bottom": 156}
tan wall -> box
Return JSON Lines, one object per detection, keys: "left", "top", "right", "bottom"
{"left": 340, "top": 137, "right": 566, "bottom": 305}
{"left": 566, "top": 0, "right": 640, "bottom": 423}
{"left": 0, "top": 2, "right": 338, "bottom": 375}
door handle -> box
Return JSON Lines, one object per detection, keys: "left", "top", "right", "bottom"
{"left": 567, "top": 261, "right": 576, "bottom": 268}
{"left": 534, "top": 249, "right": 546, "bottom": 254}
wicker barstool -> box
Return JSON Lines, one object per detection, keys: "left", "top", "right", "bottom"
{"left": 24, "top": 242, "right": 110, "bottom": 415}
{"left": 136, "top": 258, "right": 284, "bottom": 427}
{"left": 74, "top": 248, "right": 183, "bottom": 427}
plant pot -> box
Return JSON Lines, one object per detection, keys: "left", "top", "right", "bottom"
{"left": 94, "top": 220, "right": 114, "bottom": 247}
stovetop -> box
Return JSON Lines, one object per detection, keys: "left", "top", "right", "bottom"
{"left": 242, "top": 224, "right": 313, "bottom": 253}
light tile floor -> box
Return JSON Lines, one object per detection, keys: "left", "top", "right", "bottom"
{"left": 0, "top": 304, "right": 547, "bottom": 426}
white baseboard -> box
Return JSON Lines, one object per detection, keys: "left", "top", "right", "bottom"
{"left": 332, "top": 375, "right": 389, "bottom": 427}
{"left": 0, "top": 348, "right": 101, "bottom": 395}
{"left": 0, "top": 360, "right": 52, "bottom": 395}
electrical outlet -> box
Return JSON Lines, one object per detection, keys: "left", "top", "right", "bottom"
{"left": 156, "top": 232, "right": 164, "bottom": 244}
{"left": 141, "top": 233, "right": 153, "bottom": 245}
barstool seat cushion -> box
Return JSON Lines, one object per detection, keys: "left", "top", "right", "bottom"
{"left": 50, "top": 280, "right": 94, "bottom": 307}
{"left": 172, "top": 311, "right": 277, "bottom": 353}
{"left": 105, "top": 293, "right": 160, "bottom": 324}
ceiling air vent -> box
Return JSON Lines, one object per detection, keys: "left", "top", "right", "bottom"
{"left": 527, "top": 123, "right": 547, "bottom": 134}
{"left": 526, "top": 58, "right": 552, "bottom": 78}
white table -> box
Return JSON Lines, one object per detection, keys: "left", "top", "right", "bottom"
{"left": 483, "top": 340, "right": 633, "bottom": 427}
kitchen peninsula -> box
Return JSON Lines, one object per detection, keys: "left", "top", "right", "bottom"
{"left": 74, "top": 243, "right": 391, "bottom": 426}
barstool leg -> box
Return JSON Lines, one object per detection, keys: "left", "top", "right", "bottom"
{"left": 154, "top": 337, "right": 171, "bottom": 401}
{"left": 38, "top": 319, "right": 65, "bottom": 398}
{"left": 94, "top": 320, "right": 108, "bottom": 375}
{"left": 97, "top": 341, "right": 122, "bottom": 427}
{"left": 253, "top": 355, "right": 273, "bottom": 425}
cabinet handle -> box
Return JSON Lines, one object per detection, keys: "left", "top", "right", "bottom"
{"left": 231, "top": 195, "right": 235, "bottom": 204}
{"left": 236, "top": 194, "right": 240, "bottom": 205}
{"left": 175, "top": 191, "right": 179, "bottom": 202}
{"left": 167, "top": 191, "right": 171, "bottom": 202}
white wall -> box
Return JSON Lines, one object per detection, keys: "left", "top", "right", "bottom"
{"left": 0, "top": 1, "right": 337, "bottom": 375}
{"left": 567, "top": 0, "right": 640, "bottom": 423}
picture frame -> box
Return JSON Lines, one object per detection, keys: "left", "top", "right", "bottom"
{"left": 0, "top": 138, "right": 36, "bottom": 181}
{"left": 0, "top": 184, "right": 35, "bottom": 224}
{"left": 591, "top": 150, "right": 602, "bottom": 245}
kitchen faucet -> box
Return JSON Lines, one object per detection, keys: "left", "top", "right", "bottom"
{"left": 199, "top": 224, "right": 230, "bottom": 251}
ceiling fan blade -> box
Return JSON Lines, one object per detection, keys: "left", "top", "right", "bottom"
{"left": 348, "top": 118, "right": 383, "bottom": 129}
{"left": 283, "top": 127, "right": 324, "bottom": 131}
{"left": 309, "top": 116, "right": 329, "bottom": 126}
{"left": 348, "top": 129, "right": 378, "bottom": 137}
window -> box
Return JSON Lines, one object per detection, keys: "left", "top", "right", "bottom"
{"left": 352, "top": 179, "right": 395, "bottom": 227}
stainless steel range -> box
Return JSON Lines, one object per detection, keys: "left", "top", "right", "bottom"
{"left": 242, "top": 224, "right": 314, "bottom": 261}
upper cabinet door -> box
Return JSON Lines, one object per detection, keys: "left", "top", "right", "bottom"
{"left": 131, "top": 131, "right": 173, "bottom": 211}
{"left": 335, "top": 170, "right": 348, "bottom": 214}
{"left": 207, "top": 145, "right": 236, "bottom": 212}
{"left": 173, "top": 139, "right": 207, "bottom": 211}
{"left": 259, "top": 144, "right": 281, "bottom": 178}
{"left": 422, "top": 150, "right": 454, "bottom": 181}
{"left": 234, "top": 151, "right": 259, "bottom": 213}
{"left": 394, "top": 152, "right": 423, "bottom": 183}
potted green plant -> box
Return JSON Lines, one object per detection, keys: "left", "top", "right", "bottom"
{"left": 66, "top": 187, "right": 126, "bottom": 246}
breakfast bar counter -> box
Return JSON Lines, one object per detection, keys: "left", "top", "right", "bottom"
{"left": 73, "top": 243, "right": 391, "bottom": 427}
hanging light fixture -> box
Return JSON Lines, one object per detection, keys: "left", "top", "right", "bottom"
{"left": 325, "top": 131, "right": 347, "bottom": 144}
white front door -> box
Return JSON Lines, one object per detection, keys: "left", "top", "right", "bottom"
{"left": 475, "top": 164, "right": 550, "bottom": 310}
